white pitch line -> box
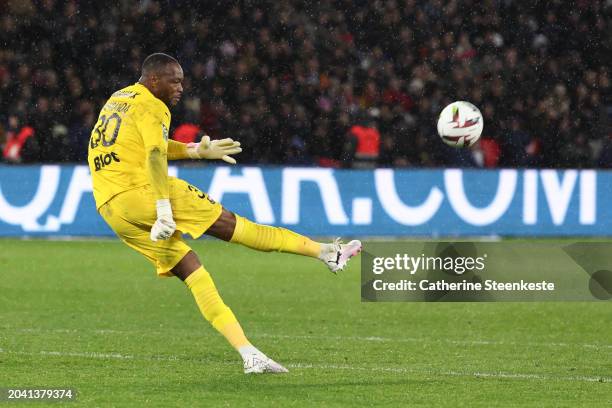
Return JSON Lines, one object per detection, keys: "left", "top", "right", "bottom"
{"left": 287, "top": 363, "right": 610, "bottom": 383}
{"left": 0, "top": 348, "right": 608, "bottom": 383}
{"left": 253, "top": 332, "right": 612, "bottom": 351}
{"left": 3, "top": 327, "right": 612, "bottom": 351}
{"left": 0, "top": 348, "right": 175, "bottom": 361}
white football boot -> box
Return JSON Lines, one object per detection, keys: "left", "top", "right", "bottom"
{"left": 243, "top": 353, "right": 289, "bottom": 374}
{"left": 320, "top": 238, "right": 362, "bottom": 274}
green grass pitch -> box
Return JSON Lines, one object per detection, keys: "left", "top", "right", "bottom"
{"left": 1, "top": 239, "right": 611, "bottom": 407}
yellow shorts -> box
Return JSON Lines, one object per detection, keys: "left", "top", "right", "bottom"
{"left": 99, "top": 177, "right": 223, "bottom": 277}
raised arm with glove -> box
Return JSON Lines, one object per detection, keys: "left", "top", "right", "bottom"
{"left": 168, "top": 135, "right": 241, "bottom": 164}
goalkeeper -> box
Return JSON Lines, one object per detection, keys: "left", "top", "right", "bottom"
{"left": 87, "top": 53, "right": 361, "bottom": 374}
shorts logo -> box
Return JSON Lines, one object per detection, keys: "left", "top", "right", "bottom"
{"left": 162, "top": 123, "right": 169, "bottom": 141}
{"left": 187, "top": 184, "right": 215, "bottom": 204}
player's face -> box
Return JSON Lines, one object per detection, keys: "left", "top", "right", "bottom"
{"left": 154, "top": 63, "right": 184, "bottom": 107}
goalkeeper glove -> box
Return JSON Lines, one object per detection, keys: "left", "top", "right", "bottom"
{"left": 150, "top": 199, "right": 176, "bottom": 242}
{"left": 186, "top": 135, "right": 242, "bottom": 164}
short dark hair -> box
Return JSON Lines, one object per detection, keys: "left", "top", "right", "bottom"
{"left": 141, "top": 53, "right": 179, "bottom": 76}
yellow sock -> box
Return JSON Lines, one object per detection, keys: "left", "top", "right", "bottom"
{"left": 184, "top": 266, "right": 250, "bottom": 350}
{"left": 230, "top": 215, "right": 321, "bottom": 258}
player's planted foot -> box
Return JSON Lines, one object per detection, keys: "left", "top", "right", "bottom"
{"left": 243, "top": 354, "right": 289, "bottom": 374}
{"left": 320, "top": 238, "right": 362, "bottom": 274}
{"left": 239, "top": 345, "right": 288, "bottom": 374}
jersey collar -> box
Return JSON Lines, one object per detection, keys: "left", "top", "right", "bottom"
{"left": 134, "top": 82, "right": 155, "bottom": 98}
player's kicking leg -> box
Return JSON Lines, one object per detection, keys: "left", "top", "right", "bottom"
{"left": 171, "top": 251, "right": 288, "bottom": 374}
{"left": 205, "top": 209, "right": 362, "bottom": 273}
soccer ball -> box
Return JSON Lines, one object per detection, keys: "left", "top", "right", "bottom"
{"left": 437, "top": 101, "right": 483, "bottom": 148}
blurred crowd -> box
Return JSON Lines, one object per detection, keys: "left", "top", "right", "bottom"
{"left": 1, "top": 0, "right": 611, "bottom": 168}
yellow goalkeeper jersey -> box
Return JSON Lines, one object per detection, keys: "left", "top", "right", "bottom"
{"left": 88, "top": 83, "right": 171, "bottom": 209}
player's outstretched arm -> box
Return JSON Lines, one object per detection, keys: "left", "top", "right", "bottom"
{"left": 168, "top": 137, "right": 242, "bottom": 163}
{"left": 168, "top": 136, "right": 241, "bottom": 164}
{"left": 167, "top": 139, "right": 190, "bottom": 160}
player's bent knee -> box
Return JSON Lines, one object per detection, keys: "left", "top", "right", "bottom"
{"left": 171, "top": 251, "right": 202, "bottom": 281}
{"left": 205, "top": 208, "right": 236, "bottom": 242}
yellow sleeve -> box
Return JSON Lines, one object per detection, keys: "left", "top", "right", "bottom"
{"left": 168, "top": 139, "right": 189, "bottom": 160}
{"left": 137, "top": 103, "right": 169, "bottom": 200}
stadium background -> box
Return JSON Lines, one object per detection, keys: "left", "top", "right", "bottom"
{"left": 1, "top": 0, "right": 611, "bottom": 237}
{"left": 1, "top": 0, "right": 611, "bottom": 167}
